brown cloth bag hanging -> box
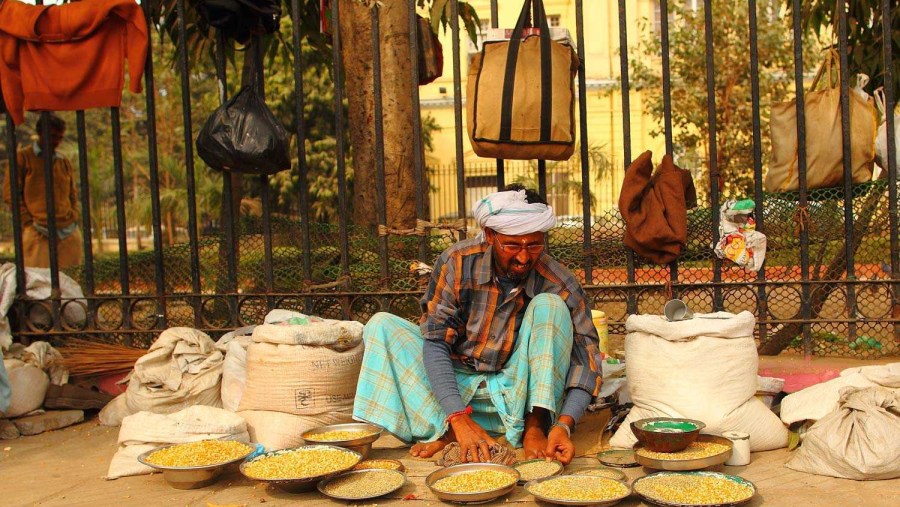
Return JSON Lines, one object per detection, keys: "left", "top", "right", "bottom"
{"left": 619, "top": 151, "right": 697, "bottom": 265}
{"left": 766, "top": 49, "right": 877, "bottom": 192}
{"left": 466, "top": 0, "right": 577, "bottom": 161}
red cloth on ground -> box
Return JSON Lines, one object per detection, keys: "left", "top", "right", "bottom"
{"left": 0, "top": 0, "right": 148, "bottom": 125}
{"left": 618, "top": 151, "right": 698, "bottom": 265}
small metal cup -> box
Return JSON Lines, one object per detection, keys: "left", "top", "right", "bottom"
{"left": 664, "top": 299, "right": 694, "bottom": 321}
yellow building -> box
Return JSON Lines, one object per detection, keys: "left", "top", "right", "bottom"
{"left": 421, "top": 0, "right": 667, "bottom": 221}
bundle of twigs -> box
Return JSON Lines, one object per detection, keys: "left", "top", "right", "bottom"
{"left": 58, "top": 339, "right": 147, "bottom": 377}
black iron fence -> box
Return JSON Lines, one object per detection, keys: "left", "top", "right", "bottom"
{"left": 0, "top": 0, "right": 897, "bottom": 359}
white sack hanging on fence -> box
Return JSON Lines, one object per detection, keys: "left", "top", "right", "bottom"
{"left": 714, "top": 199, "right": 766, "bottom": 273}
{"left": 609, "top": 311, "right": 788, "bottom": 451}
{"left": 0, "top": 263, "right": 87, "bottom": 351}
{"left": 123, "top": 327, "right": 224, "bottom": 417}
{"left": 106, "top": 405, "right": 249, "bottom": 479}
{"left": 786, "top": 386, "right": 900, "bottom": 480}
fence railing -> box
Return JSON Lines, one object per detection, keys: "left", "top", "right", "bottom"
{"left": 0, "top": 0, "right": 897, "bottom": 360}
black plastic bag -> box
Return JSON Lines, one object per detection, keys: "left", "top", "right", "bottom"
{"left": 197, "top": 0, "right": 281, "bottom": 45}
{"left": 196, "top": 45, "right": 291, "bottom": 175}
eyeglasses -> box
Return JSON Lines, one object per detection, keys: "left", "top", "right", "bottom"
{"left": 496, "top": 242, "right": 545, "bottom": 254}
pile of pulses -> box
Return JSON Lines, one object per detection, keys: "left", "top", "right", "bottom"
{"left": 635, "top": 474, "right": 754, "bottom": 504}
{"left": 354, "top": 459, "right": 404, "bottom": 471}
{"left": 432, "top": 470, "right": 518, "bottom": 493}
{"left": 530, "top": 476, "right": 629, "bottom": 502}
{"left": 305, "top": 430, "right": 377, "bottom": 442}
{"left": 243, "top": 448, "right": 358, "bottom": 479}
{"left": 322, "top": 470, "right": 404, "bottom": 498}
{"left": 514, "top": 460, "right": 562, "bottom": 481}
{"left": 637, "top": 442, "right": 731, "bottom": 460}
{"left": 145, "top": 440, "right": 252, "bottom": 467}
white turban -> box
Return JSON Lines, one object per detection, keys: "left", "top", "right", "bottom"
{"left": 474, "top": 190, "right": 557, "bottom": 239}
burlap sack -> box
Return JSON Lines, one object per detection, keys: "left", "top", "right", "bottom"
{"left": 767, "top": 50, "right": 876, "bottom": 192}
{"left": 466, "top": 0, "right": 576, "bottom": 161}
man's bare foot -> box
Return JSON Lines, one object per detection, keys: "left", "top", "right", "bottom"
{"left": 522, "top": 425, "right": 548, "bottom": 459}
{"left": 410, "top": 435, "right": 452, "bottom": 458}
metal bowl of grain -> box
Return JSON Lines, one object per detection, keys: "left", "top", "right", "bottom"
{"left": 425, "top": 463, "right": 520, "bottom": 504}
{"left": 301, "top": 422, "right": 383, "bottom": 458}
{"left": 513, "top": 459, "right": 564, "bottom": 484}
{"left": 631, "top": 471, "right": 756, "bottom": 507}
{"left": 633, "top": 435, "right": 733, "bottom": 471}
{"left": 137, "top": 440, "right": 256, "bottom": 490}
{"left": 318, "top": 468, "right": 407, "bottom": 501}
{"left": 525, "top": 474, "right": 632, "bottom": 506}
{"left": 239, "top": 445, "right": 362, "bottom": 493}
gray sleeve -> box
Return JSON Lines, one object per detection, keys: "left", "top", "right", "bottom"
{"left": 559, "top": 387, "right": 592, "bottom": 426}
{"left": 423, "top": 338, "right": 466, "bottom": 417}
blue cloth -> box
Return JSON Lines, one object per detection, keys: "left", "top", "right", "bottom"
{"left": 353, "top": 293, "right": 573, "bottom": 447}
{"left": 0, "top": 350, "right": 10, "bottom": 415}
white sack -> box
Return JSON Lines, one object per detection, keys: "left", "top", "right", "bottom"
{"left": 106, "top": 405, "right": 248, "bottom": 479}
{"left": 220, "top": 334, "right": 252, "bottom": 412}
{"left": 99, "top": 393, "right": 130, "bottom": 427}
{"left": 2, "top": 358, "right": 49, "bottom": 418}
{"left": 786, "top": 386, "right": 900, "bottom": 480}
{"left": 609, "top": 312, "right": 787, "bottom": 451}
{"left": 239, "top": 408, "right": 353, "bottom": 451}
{"left": 124, "top": 327, "right": 224, "bottom": 418}
{"left": 780, "top": 362, "right": 900, "bottom": 425}
{"left": 6, "top": 341, "right": 69, "bottom": 385}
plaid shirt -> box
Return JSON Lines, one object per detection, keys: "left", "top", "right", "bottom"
{"left": 420, "top": 237, "right": 602, "bottom": 396}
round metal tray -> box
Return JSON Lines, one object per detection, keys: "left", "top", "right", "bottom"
{"left": 137, "top": 441, "right": 257, "bottom": 490}
{"left": 513, "top": 459, "right": 564, "bottom": 484}
{"left": 567, "top": 465, "right": 628, "bottom": 482}
{"left": 632, "top": 471, "right": 756, "bottom": 507}
{"left": 239, "top": 445, "right": 362, "bottom": 493}
{"left": 597, "top": 449, "right": 640, "bottom": 468}
{"left": 425, "top": 463, "right": 520, "bottom": 504}
{"left": 301, "top": 422, "right": 383, "bottom": 459}
{"left": 317, "top": 468, "right": 407, "bottom": 501}
{"left": 633, "top": 435, "right": 733, "bottom": 471}
{"left": 525, "top": 475, "right": 632, "bottom": 506}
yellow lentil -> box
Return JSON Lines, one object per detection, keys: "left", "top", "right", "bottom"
{"left": 635, "top": 474, "right": 754, "bottom": 504}
{"left": 243, "top": 448, "right": 359, "bottom": 480}
{"left": 530, "top": 476, "right": 629, "bottom": 502}
{"left": 353, "top": 459, "right": 404, "bottom": 471}
{"left": 144, "top": 440, "right": 252, "bottom": 467}
{"left": 637, "top": 442, "right": 731, "bottom": 460}
{"left": 514, "top": 460, "right": 562, "bottom": 481}
{"left": 431, "top": 470, "right": 517, "bottom": 494}
{"left": 322, "top": 470, "right": 405, "bottom": 498}
{"left": 305, "top": 430, "right": 377, "bottom": 442}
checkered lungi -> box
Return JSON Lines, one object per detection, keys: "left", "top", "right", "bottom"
{"left": 352, "top": 293, "right": 573, "bottom": 447}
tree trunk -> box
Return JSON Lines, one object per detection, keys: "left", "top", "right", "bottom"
{"left": 758, "top": 186, "right": 885, "bottom": 355}
{"left": 340, "top": 0, "right": 419, "bottom": 231}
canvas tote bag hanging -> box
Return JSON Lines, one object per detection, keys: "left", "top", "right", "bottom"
{"left": 466, "top": 0, "right": 578, "bottom": 161}
{"left": 766, "top": 49, "right": 877, "bottom": 192}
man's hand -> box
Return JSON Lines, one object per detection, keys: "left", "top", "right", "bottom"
{"left": 449, "top": 414, "right": 498, "bottom": 463}
{"left": 545, "top": 423, "right": 575, "bottom": 465}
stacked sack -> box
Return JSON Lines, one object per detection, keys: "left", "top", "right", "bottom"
{"left": 610, "top": 311, "right": 788, "bottom": 451}
{"left": 100, "top": 328, "right": 224, "bottom": 426}
{"left": 237, "top": 312, "right": 364, "bottom": 450}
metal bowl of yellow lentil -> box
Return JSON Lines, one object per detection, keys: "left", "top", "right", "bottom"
{"left": 425, "top": 463, "right": 520, "bottom": 504}
{"left": 239, "top": 444, "right": 363, "bottom": 493}
{"left": 631, "top": 471, "right": 756, "bottom": 507}
{"left": 301, "top": 422, "right": 383, "bottom": 458}
{"left": 633, "top": 435, "right": 733, "bottom": 471}
{"left": 525, "top": 475, "right": 632, "bottom": 506}
{"left": 137, "top": 440, "right": 256, "bottom": 490}
{"left": 317, "top": 468, "right": 408, "bottom": 500}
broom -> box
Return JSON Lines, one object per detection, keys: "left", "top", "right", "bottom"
{"left": 58, "top": 339, "right": 148, "bottom": 377}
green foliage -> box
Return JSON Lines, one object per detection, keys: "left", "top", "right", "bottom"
{"left": 788, "top": 0, "right": 900, "bottom": 99}
{"left": 626, "top": 0, "right": 818, "bottom": 199}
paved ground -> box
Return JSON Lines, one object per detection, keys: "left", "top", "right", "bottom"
{"left": 2, "top": 409, "right": 898, "bottom": 507}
